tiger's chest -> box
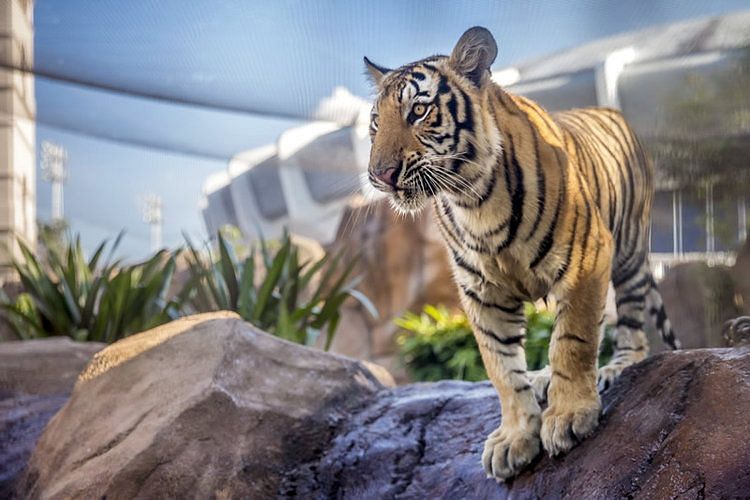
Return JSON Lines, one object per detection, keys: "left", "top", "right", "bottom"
{"left": 463, "top": 245, "right": 553, "bottom": 301}
{"left": 436, "top": 204, "right": 557, "bottom": 301}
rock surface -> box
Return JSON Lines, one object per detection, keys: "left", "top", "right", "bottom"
{"left": 0, "top": 395, "right": 68, "bottom": 498}
{"left": 20, "top": 312, "right": 391, "bottom": 499}
{"left": 0, "top": 337, "right": 103, "bottom": 497}
{"left": 0, "top": 337, "right": 105, "bottom": 397}
{"left": 17, "top": 314, "right": 750, "bottom": 499}
{"left": 656, "top": 261, "right": 741, "bottom": 352}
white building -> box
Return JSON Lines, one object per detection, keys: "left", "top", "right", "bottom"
{"left": 0, "top": 0, "right": 36, "bottom": 277}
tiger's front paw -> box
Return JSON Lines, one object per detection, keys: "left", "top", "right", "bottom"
{"left": 540, "top": 402, "right": 600, "bottom": 457}
{"left": 481, "top": 423, "right": 541, "bottom": 481}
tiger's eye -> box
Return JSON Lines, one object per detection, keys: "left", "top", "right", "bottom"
{"left": 413, "top": 104, "right": 427, "bottom": 117}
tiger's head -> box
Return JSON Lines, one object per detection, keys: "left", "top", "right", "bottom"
{"left": 364, "top": 26, "right": 500, "bottom": 214}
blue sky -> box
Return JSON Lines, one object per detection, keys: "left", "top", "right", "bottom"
{"left": 32, "top": 0, "right": 750, "bottom": 258}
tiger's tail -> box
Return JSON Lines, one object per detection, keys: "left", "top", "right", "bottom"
{"left": 646, "top": 275, "right": 681, "bottom": 350}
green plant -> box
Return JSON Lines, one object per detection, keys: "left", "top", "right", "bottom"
{"left": 182, "top": 230, "right": 375, "bottom": 350}
{"left": 524, "top": 302, "right": 555, "bottom": 371}
{"left": 396, "top": 303, "right": 616, "bottom": 382}
{"left": 0, "top": 232, "right": 179, "bottom": 342}
{"left": 396, "top": 305, "right": 485, "bottom": 382}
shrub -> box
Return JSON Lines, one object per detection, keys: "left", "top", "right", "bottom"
{"left": 395, "top": 305, "right": 484, "bottom": 382}
{"left": 396, "top": 303, "right": 615, "bottom": 382}
{"left": 181, "top": 230, "right": 375, "bottom": 350}
{"left": 0, "top": 233, "right": 179, "bottom": 342}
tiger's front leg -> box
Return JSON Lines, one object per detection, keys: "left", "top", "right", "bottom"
{"left": 459, "top": 282, "right": 542, "bottom": 480}
{"left": 541, "top": 250, "right": 611, "bottom": 457}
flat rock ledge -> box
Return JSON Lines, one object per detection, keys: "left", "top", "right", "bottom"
{"left": 8, "top": 313, "right": 750, "bottom": 499}
{"left": 0, "top": 337, "right": 105, "bottom": 496}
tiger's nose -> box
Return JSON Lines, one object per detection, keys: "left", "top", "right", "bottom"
{"left": 373, "top": 166, "right": 401, "bottom": 188}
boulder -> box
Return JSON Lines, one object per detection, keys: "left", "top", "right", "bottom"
{"left": 0, "top": 395, "right": 68, "bottom": 498}
{"left": 17, "top": 313, "right": 750, "bottom": 499}
{"left": 0, "top": 338, "right": 105, "bottom": 397}
{"left": 0, "top": 337, "right": 103, "bottom": 497}
{"left": 20, "top": 312, "right": 391, "bottom": 499}
{"left": 656, "top": 261, "right": 741, "bottom": 352}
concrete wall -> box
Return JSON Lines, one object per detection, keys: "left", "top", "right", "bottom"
{"left": 0, "top": 0, "right": 36, "bottom": 277}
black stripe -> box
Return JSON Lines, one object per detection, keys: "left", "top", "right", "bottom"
{"left": 557, "top": 333, "right": 590, "bottom": 344}
{"left": 495, "top": 139, "right": 525, "bottom": 251}
{"left": 477, "top": 326, "right": 525, "bottom": 345}
{"left": 616, "top": 316, "right": 643, "bottom": 329}
{"left": 525, "top": 126, "right": 546, "bottom": 242}
{"left": 460, "top": 285, "right": 523, "bottom": 316}
{"left": 530, "top": 143, "right": 567, "bottom": 269}
{"left": 612, "top": 252, "right": 645, "bottom": 288}
{"left": 620, "top": 274, "right": 650, "bottom": 295}
{"left": 615, "top": 293, "right": 646, "bottom": 307}
{"left": 438, "top": 75, "right": 451, "bottom": 94}
{"left": 453, "top": 169, "right": 498, "bottom": 209}
{"left": 450, "top": 250, "right": 483, "bottom": 279}
{"left": 554, "top": 208, "right": 579, "bottom": 282}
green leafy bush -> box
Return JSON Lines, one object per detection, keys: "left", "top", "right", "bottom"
{"left": 182, "top": 230, "right": 375, "bottom": 350}
{"left": 396, "top": 303, "right": 614, "bottom": 382}
{"left": 0, "top": 233, "right": 179, "bottom": 342}
{"left": 524, "top": 302, "right": 555, "bottom": 371}
{"left": 395, "top": 305, "right": 484, "bottom": 382}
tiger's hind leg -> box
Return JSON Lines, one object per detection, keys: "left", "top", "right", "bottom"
{"left": 598, "top": 257, "right": 652, "bottom": 393}
{"left": 528, "top": 366, "right": 551, "bottom": 406}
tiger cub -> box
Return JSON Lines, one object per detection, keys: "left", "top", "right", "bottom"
{"left": 364, "top": 27, "right": 678, "bottom": 480}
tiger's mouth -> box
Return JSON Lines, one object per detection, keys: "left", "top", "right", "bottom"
{"left": 368, "top": 164, "right": 443, "bottom": 214}
{"left": 384, "top": 184, "right": 429, "bottom": 214}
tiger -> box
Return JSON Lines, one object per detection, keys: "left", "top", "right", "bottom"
{"left": 364, "top": 26, "right": 679, "bottom": 480}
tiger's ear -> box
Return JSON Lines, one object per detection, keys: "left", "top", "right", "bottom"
{"left": 449, "top": 26, "right": 497, "bottom": 86}
{"left": 364, "top": 56, "right": 391, "bottom": 86}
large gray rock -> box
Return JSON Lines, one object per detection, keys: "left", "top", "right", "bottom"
{"left": 17, "top": 313, "right": 750, "bottom": 499}
{"left": 288, "top": 348, "right": 750, "bottom": 498}
{"left": 21, "top": 312, "right": 391, "bottom": 499}
{"left": 0, "top": 338, "right": 105, "bottom": 397}
{"left": 0, "top": 394, "right": 68, "bottom": 498}
{"left": 656, "top": 261, "right": 741, "bottom": 352}
{"left": 0, "top": 337, "right": 103, "bottom": 497}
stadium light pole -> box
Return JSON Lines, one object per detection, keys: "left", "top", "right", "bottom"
{"left": 141, "top": 194, "right": 163, "bottom": 251}
{"left": 40, "top": 141, "right": 69, "bottom": 221}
